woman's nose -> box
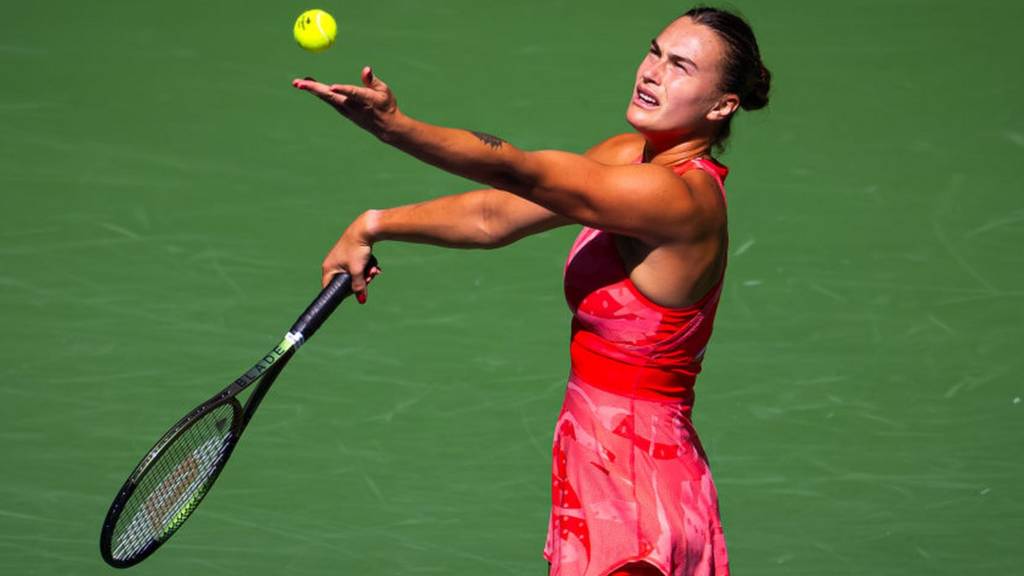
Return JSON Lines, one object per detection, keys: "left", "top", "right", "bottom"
{"left": 641, "top": 60, "right": 664, "bottom": 85}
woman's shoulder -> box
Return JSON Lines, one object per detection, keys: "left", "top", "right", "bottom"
{"left": 584, "top": 132, "right": 645, "bottom": 165}
{"left": 677, "top": 161, "right": 728, "bottom": 224}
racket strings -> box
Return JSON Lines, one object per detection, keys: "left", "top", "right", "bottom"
{"left": 110, "top": 403, "right": 236, "bottom": 561}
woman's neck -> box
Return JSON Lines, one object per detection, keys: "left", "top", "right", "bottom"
{"left": 641, "top": 135, "right": 713, "bottom": 167}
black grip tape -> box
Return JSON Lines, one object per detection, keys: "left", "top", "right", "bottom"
{"left": 289, "top": 255, "right": 378, "bottom": 341}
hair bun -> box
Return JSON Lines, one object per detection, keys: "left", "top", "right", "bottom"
{"left": 682, "top": 6, "right": 770, "bottom": 150}
{"left": 742, "top": 63, "right": 771, "bottom": 111}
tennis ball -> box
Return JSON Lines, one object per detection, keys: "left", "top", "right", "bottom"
{"left": 293, "top": 9, "right": 337, "bottom": 53}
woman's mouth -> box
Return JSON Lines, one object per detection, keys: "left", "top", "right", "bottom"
{"left": 634, "top": 86, "right": 659, "bottom": 109}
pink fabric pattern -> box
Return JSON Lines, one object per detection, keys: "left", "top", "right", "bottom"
{"left": 544, "top": 158, "right": 731, "bottom": 576}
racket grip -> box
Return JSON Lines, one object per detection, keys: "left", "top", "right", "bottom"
{"left": 288, "top": 255, "right": 378, "bottom": 343}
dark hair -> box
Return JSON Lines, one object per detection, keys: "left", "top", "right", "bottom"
{"left": 682, "top": 6, "right": 771, "bottom": 152}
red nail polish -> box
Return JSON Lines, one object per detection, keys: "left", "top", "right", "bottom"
{"left": 356, "top": 293, "right": 367, "bottom": 304}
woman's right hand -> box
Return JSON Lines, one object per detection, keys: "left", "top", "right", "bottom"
{"left": 322, "top": 211, "right": 382, "bottom": 303}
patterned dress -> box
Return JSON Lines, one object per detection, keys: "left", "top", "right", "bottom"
{"left": 544, "top": 158, "right": 731, "bottom": 576}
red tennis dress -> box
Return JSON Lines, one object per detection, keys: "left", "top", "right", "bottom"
{"left": 544, "top": 157, "right": 730, "bottom": 576}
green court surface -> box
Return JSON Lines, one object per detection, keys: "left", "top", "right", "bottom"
{"left": 2, "top": 1, "right": 1022, "bottom": 574}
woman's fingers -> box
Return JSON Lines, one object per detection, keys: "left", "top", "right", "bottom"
{"left": 321, "top": 262, "right": 341, "bottom": 289}
{"left": 328, "top": 83, "right": 387, "bottom": 107}
{"left": 292, "top": 78, "right": 324, "bottom": 91}
{"left": 348, "top": 267, "right": 369, "bottom": 304}
{"left": 294, "top": 67, "right": 397, "bottom": 143}
{"left": 361, "top": 66, "right": 389, "bottom": 92}
{"left": 294, "top": 78, "right": 349, "bottom": 106}
{"left": 294, "top": 76, "right": 376, "bottom": 99}
{"left": 320, "top": 265, "right": 365, "bottom": 295}
{"left": 293, "top": 67, "right": 388, "bottom": 100}
{"left": 321, "top": 255, "right": 377, "bottom": 302}
{"left": 354, "top": 266, "right": 383, "bottom": 305}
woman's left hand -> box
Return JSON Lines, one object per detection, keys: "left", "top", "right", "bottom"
{"left": 293, "top": 66, "right": 398, "bottom": 139}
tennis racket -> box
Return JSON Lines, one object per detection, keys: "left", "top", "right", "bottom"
{"left": 99, "top": 256, "right": 378, "bottom": 568}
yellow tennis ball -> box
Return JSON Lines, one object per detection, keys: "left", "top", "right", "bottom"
{"left": 293, "top": 9, "right": 337, "bottom": 53}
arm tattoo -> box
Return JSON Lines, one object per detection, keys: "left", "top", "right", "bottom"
{"left": 471, "top": 131, "right": 505, "bottom": 150}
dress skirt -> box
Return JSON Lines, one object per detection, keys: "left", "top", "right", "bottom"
{"left": 543, "top": 376, "right": 729, "bottom": 576}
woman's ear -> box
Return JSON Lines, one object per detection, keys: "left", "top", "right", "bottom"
{"left": 707, "top": 93, "right": 740, "bottom": 122}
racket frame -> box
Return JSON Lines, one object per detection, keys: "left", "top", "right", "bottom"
{"left": 100, "top": 258, "right": 374, "bottom": 568}
{"left": 99, "top": 339, "right": 296, "bottom": 568}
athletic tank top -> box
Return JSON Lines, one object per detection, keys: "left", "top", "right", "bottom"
{"left": 563, "top": 157, "right": 729, "bottom": 410}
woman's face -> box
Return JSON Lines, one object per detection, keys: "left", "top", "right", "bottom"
{"left": 626, "top": 17, "right": 733, "bottom": 141}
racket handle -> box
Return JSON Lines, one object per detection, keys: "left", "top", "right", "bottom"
{"left": 288, "top": 255, "right": 378, "bottom": 344}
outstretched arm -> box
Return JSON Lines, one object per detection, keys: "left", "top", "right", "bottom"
{"left": 293, "top": 68, "right": 699, "bottom": 245}
{"left": 323, "top": 188, "right": 567, "bottom": 292}
{"left": 361, "top": 189, "right": 568, "bottom": 250}
{"left": 316, "top": 133, "right": 643, "bottom": 295}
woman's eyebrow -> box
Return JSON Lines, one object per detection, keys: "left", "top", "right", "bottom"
{"left": 650, "top": 39, "right": 699, "bottom": 70}
{"left": 669, "top": 54, "right": 699, "bottom": 70}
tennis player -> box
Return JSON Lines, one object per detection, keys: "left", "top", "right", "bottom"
{"left": 294, "top": 7, "right": 770, "bottom": 575}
